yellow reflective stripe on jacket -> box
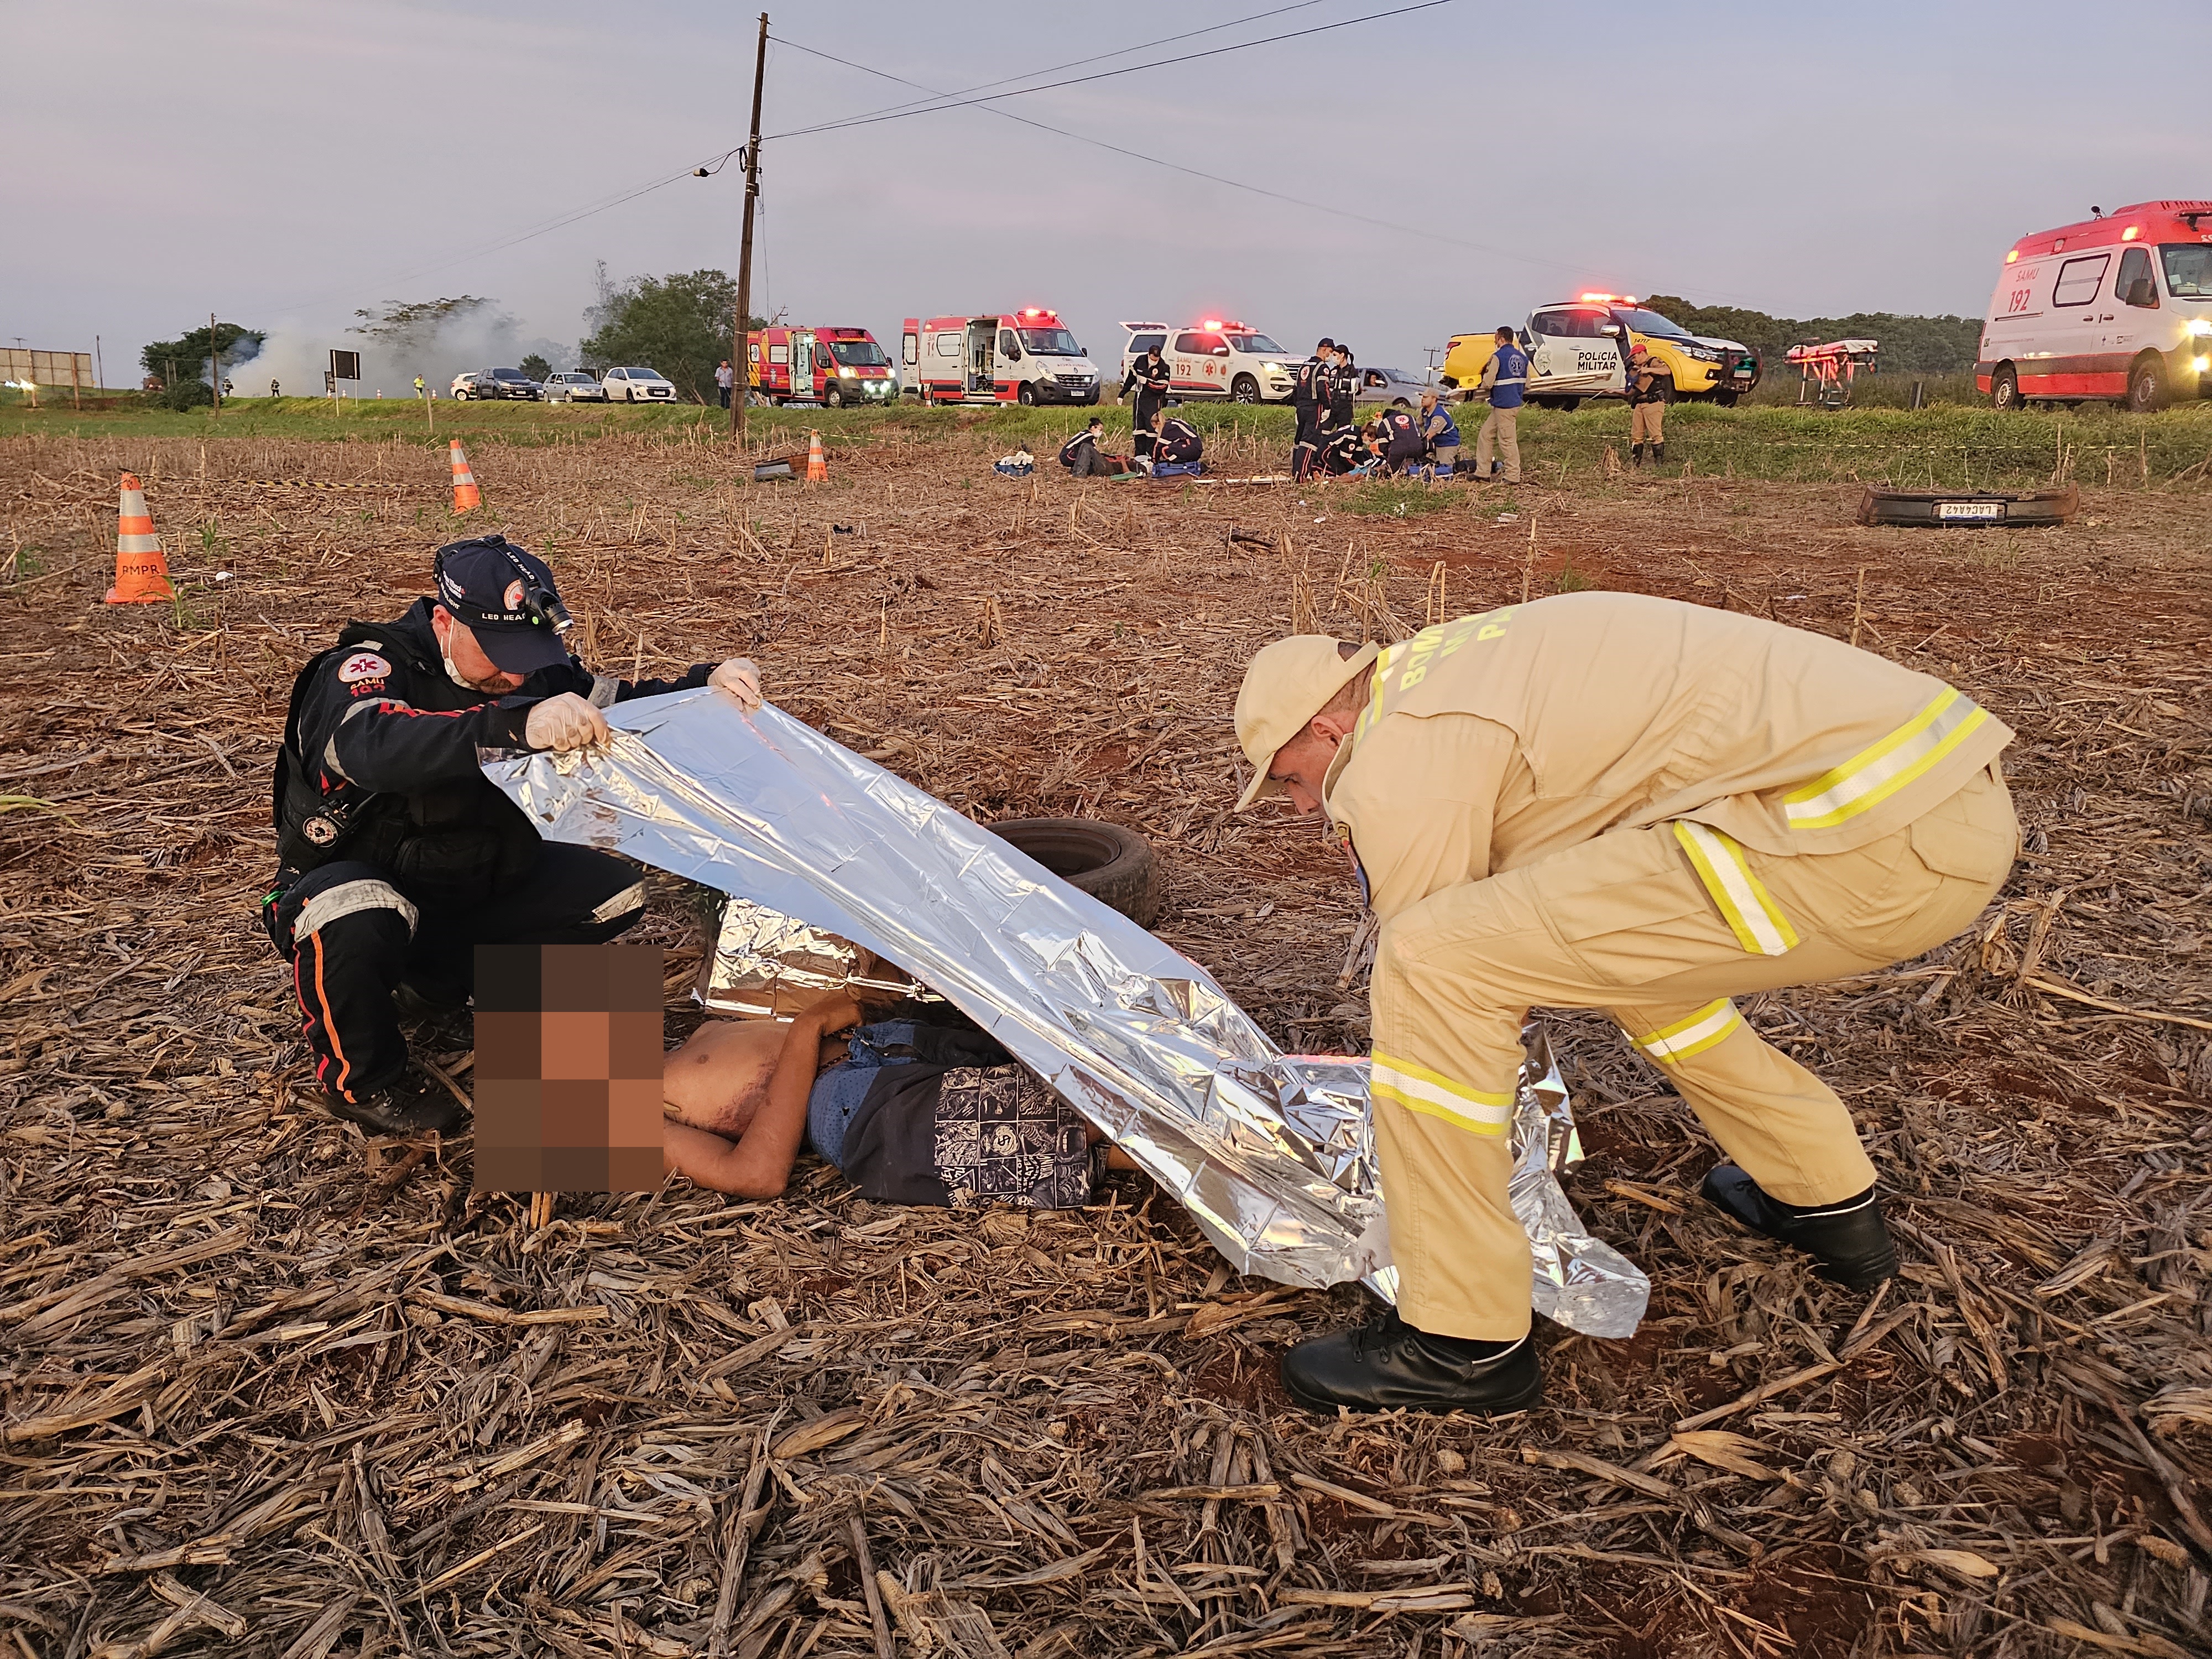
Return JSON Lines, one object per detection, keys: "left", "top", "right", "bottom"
{"left": 1783, "top": 686, "right": 1990, "bottom": 831}
{"left": 1673, "top": 821, "right": 1800, "bottom": 957}
{"left": 1629, "top": 999, "right": 1741, "bottom": 1065}
{"left": 1370, "top": 1051, "right": 1514, "bottom": 1137}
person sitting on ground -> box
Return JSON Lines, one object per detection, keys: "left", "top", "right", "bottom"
{"left": 1417, "top": 387, "right": 1461, "bottom": 473}
{"left": 1059, "top": 417, "right": 1125, "bottom": 478}
{"left": 1150, "top": 409, "right": 1204, "bottom": 468}
{"left": 661, "top": 995, "right": 1137, "bottom": 1206}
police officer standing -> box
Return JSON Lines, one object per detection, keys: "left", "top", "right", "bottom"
{"left": 1472, "top": 326, "right": 1528, "bottom": 483}
{"left": 1120, "top": 345, "right": 1172, "bottom": 461}
{"left": 1292, "top": 337, "right": 1334, "bottom": 481}
{"left": 1626, "top": 343, "right": 1672, "bottom": 467}
{"left": 264, "top": 534, "right": 765, "bottom": 1136}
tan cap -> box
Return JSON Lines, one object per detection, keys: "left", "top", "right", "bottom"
{"left": 1232, "top": 636, "right": 1380, "bottom": 810}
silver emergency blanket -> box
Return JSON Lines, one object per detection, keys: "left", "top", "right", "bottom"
{"left": 697, "top": 897, "right": 929, "bottom": 1018}
{"left": 486, "top": 691, "right": 1647, "bottom": 1337}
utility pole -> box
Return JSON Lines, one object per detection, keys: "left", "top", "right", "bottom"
{"left": 731, "top": 11, "right": 768, "bottom": 444}
{"left": 210, "top": 311, "right": 221, "bottom": 417}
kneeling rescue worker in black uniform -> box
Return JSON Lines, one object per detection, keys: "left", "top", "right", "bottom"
{"left": 265, "top": 535, "right": 766, "bottom": 1136}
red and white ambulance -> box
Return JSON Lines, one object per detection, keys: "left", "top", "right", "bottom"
{"left": 898, "top": 309, "right": 1103, "bottom": 405}
{"left": 1977, "top": 201, "right": 2212, "bottom": 411}
{"left": 747, "top": 326, "right": 898, "bottom": 406}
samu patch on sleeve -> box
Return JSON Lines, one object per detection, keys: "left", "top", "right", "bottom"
{"left": 337, "top": 652, "right": 392, "bottom": 684}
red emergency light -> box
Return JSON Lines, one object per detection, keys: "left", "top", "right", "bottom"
{"left": 1020, "top": 307, "right": 1056, "bottom": 319}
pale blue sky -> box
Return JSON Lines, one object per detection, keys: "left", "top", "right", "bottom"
{"left": 4, "top": 0, "right": 2191, "bottom": 382}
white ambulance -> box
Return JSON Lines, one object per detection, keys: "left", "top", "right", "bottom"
{"left": 899, "top": 308, "right": 1103, "bottom": 406}
{"left": 1977, "top": 201, "right": 2212, "bottom": 412}
{"left": 1118, "top": 320, "right": 1300, "bottom": 404}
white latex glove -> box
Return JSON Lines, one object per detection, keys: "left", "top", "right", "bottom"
{"left": 524, "top": 691, "right": 611, "bottom": 753}
{"left": 708, "top": 656, "right": 764, "bottom": 712}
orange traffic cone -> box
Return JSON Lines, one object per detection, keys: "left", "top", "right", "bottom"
{"left": 449, "top": 439, "right": 482, "bottom": 513}
{"left": 105, "top": 473, "right": 175, "bottom": 604}
{"left": 805, "top": 430, "right": 827, "bottom": 484}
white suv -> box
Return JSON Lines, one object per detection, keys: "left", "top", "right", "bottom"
{"left": 1119, "top": 320, "right": 1299, "bottom": 404}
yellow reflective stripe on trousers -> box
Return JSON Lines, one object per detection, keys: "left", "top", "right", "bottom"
{"left": 1370, "top": 1051, "right": 1514, "bottom": 1137}
{"left": 1672, "top": 820, "right": 1800, "bottom": 957}
{"left": 1783, "top": 686, "right": 1990, "bottom": 831}
{"left": 1629, "top": 999, "right": 1741, "bottom": 1065}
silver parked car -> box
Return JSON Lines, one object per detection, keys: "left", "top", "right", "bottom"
{"left": 1352, "top": 365, "right": 1433, "bottom": 407}
{"left": 542, "top": 371, "right": 608, "bottom": 403}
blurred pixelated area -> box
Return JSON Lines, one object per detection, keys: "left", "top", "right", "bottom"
{"left": 473, "top": 942, "right": 663, "bottom": 1193}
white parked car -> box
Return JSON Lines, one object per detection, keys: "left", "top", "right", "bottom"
{"left": 448, "top": 372, "right": 484, "bottom": 399}
{"left": 542, "top": 371, "right": 608, "bottom": 403}
{"left": 602, "top": 366, "right": 677, "bottom": 403}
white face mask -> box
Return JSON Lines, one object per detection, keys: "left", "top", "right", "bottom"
{"left": 440, "top": 622, "right": 505, "bottom": 692}
{"left": 441, "top": 635, "right": 477, "bottom": 691}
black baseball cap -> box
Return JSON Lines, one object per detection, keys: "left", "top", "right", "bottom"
{"left": 432, "top": 535, "right": 573, "bottom": 674}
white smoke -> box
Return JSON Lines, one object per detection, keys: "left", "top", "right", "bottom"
{"left": 234, "top": 300, "right": 575, "bottom": 398}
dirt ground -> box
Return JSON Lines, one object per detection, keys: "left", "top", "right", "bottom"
{"left": 2, "top": 425, "right": 2209, "bottom": 1659}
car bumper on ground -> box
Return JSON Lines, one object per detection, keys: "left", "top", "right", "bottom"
{"left": 1036, "top": 378, "right": 1100, "bottom": 404}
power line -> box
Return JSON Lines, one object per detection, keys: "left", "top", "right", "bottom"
{"left": 763, "top": 32, "right": 1613, "bottom": 284}
{"left": 244, "top": 10, "right": 1339, "bottom": 315}
{"left": 763, "top": 0, "right": 1455, "bottom": 141}
{"left": 777, "top": 0, "right": 1334, "bottom": 137}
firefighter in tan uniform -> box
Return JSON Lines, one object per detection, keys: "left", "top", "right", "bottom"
{"left": 1232, "top": 592, "right": 2018, "bottom": 1413}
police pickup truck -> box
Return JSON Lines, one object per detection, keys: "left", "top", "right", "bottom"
{"left": 1439, "top": 300, "right": 1631, "bottom": 408}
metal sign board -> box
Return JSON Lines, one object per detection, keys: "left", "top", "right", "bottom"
{"left": 1, "top": 349, "right": 95, "bottom": 389}
{"left": 329, "top": 349, "right": 362, "bottom": 382}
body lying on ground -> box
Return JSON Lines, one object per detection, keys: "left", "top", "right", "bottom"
{"left": 662, "top": 994, "right": 1136, "bottom": 1206}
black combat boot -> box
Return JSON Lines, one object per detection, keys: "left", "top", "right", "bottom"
{"left": 321, "top": 1072, "right": 469, "bottom": 1138}
{"left": 1281, "top": 1310, "right": 1542, "bottom": 1415}
{"left": 1653, "top": 442, "right": 1667, "bottom": 465}
{"left": 393, "top": 981, "right": 473, "bottom": 1053}
{"left": 1630, "top": 443, "right": 1645, "bottom": 466}
{"left": 1700, "top": 1165, "right": 1898, "bottom": 1288}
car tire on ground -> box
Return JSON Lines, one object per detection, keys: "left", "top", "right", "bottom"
{"left": 1712, "top": 392, "right": 1738, "bottom": 408}
{"left": 1017, "top": 383, "right": 1036, "bottom": 406}
{"left": 1990, "top": 365, "right": 2022, "bottom": 411}
{"left": 826, "top": 385, "right": 844, "bottom": 408}
{"left": 2127, "top": 356, "right": 2166, "bottom": 414}
{"left": 1231, "top": 374, "right": 1260, "bottom": 404}
{"left": 987, "top": 818, "right": 1161, "bottom": 928}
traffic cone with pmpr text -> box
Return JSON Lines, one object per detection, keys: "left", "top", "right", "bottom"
{"left": 105, "top": 473, "right": 175, "bottom": 604}
{"left": 449, "top": 439, "right": 481, "bottom": 513}
{"left": 805, "top": 430, "right": 827, "bottom": 484}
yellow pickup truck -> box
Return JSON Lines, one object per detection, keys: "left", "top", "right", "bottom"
{"left": 1441, "top": 296, "right": 1761, "bottom": 407}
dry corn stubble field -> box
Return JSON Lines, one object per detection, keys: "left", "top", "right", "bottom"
{"left": 2, "top": 421, "right": 2210, "bottom": 1659}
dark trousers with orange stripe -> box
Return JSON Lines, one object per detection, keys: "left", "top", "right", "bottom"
{"left": 264, "top": 846, "right": 646, "bottom": 1103}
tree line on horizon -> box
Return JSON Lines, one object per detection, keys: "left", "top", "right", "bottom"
{"left": 1641, "top": 295, "right": 1983, "bottom": 375}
